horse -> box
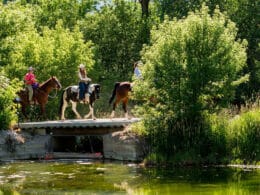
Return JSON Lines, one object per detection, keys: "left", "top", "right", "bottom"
{"left": 109, "top": 81, "right": 132, "bottom": 119}
{"left": 16, "top": 76, "right": 62, "bottom": 119}
{"left": 59, "top": 83, "right": 101, "bottom": 120}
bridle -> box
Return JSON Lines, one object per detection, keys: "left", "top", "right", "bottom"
{"left": 48, "top": 88, "right": 58, "bottom": 99}
{"left": 48, "top": 78, "right": 61, "bottom": 99}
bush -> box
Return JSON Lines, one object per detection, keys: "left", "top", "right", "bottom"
{"left": 133, "top": 5, "right": 247, "bottom": 163}
{"left": 0, "top": 72, "right": 22, "bottom": 129}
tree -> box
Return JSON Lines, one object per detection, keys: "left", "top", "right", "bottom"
{"left": 139, "top": 0, "right": 150, "bottom": 17}
{"left": 31, "top": 0, "right": 97, "bottom": 30}
{"left": 154, "top": 0, "right": 260, "bottom": 99}
{"left": 133, "top": 5, "right": 247, "bottom": 159}
{"left": 228, "top": 0, "right": 260, "bottom": 97}
{"left": 0, "top": 71, "right": 22, "bottom": 130}
{"left": 0, "top": 1, "right": 36, "bottom": 67}
{"left": 3, "top": 21, "right": 94, "bottom": 119}
{"left": 4, "top": 21, "right": 94, "bottom": 87}
{"left": 80, "top": 0, "right": 146, "bottom": 77}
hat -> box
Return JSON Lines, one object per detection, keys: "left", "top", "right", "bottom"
{"left": 28, "top": 66, "right": 34, "bottom": 71}
{"left": 79, "top": 64, "right": 85, "bottom": 69}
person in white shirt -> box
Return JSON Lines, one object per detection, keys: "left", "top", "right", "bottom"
{"left": 78, "top": 64, "right": 91, "bottom": 102}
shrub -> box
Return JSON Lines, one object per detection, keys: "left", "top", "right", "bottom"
{"left": 0, "top": 71, "right": 22, "bottom": 129}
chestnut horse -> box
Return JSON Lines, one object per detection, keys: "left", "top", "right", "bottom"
{"left": 16, "top": 76, "right": 62, "bottom": 119}
{"left": 109, "top": 82, "right": 132, "bottom": 119}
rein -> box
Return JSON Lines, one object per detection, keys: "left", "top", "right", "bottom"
{"left": 48, "top": 88, "right": 58, "bottom": 99}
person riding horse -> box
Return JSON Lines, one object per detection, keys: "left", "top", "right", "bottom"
{"left": 17, "top": 76, "right": 62, "bottom": 119}
{"left": 78, "top": 64, "right": 91, "bottom": 102}
{"left": 24, "top": 66, "right": 38, "bottom": 104}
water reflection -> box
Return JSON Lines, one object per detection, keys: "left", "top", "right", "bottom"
{"left": 0, "top": 160, "right": 259, "bottom": 194}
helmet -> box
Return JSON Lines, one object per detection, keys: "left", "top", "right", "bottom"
{"left": 79, "top": 64, "right": 85, "bottom": 69}
{"left": 28, "top": 66, "right": 34, "bottom": 71}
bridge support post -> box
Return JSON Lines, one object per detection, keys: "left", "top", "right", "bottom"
{"left": 103, "top": 131, "right": 144, "bottom": 161}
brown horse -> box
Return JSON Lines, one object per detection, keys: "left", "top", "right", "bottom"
{"left": 109, "top": 82, "right": 132, "bottom": 119}
{"left": 16, "top": 76, "right": 62, "bottom": 119}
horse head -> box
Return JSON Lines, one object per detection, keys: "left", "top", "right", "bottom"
{"left": 50, "top": 76, "right": 62, "bottom": 90}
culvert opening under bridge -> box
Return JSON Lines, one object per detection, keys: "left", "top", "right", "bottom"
{"left": 52, "top": 135, "right": 103, "bottom": 155}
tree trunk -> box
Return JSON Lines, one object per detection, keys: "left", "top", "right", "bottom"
{"left": 139, "top": 0, "right": 150, "bottom": 17}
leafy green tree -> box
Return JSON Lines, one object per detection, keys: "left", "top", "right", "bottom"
{"left": 154, "top": 0, "right": 260, "bottom": 100}
{"left": 228, "top": 0, "right": 260, "bottom": 97}
{"left": 133, "top": 5, "right": 247, "bottom": 161}
{"left": 154, "top": 0, "right": 204, "bottom": 19}
{"left": 4, "top": 21, "right": 94, "bottom": 87}
{"left": 0, "top": 1, "right": 36, "bottom": 66}
{"left": 0, "top": 71, "right": 22, "bottom": 130}
{"left": 3, "top": 21, "right": 94, "bottom": 119}
{"left": 28, "top": 0, "right": 97, "bottom": 30}
{"left": 80, "top": 0, "right": 156, "bottom": 78}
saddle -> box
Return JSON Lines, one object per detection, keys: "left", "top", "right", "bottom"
{"left": 71, "top": 85, "right": 92, "bottom": 95}
{"left": 32, "top": 82, "right": 39, "bottom": 89}
{"left": 71, "top": 85, "right": 79, "bottom": 93}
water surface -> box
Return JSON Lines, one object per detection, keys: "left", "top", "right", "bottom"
{"left": 0, "top": 160, "right": 259, "bottom": 194}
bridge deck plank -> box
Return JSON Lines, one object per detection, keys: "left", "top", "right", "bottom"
{"left": 17, "top": 118, "right": 141, "bottom": 130}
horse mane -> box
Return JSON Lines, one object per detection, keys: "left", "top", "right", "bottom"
{"left": 39, "top": 76, "right": 55, "bottom": 88}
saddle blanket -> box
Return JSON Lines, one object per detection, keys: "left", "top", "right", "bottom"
{"left": 71, "top": 85, "right": 93, "bottom": 94}
{"left": 71, "top": 85, "right": 79, "bottom": 93}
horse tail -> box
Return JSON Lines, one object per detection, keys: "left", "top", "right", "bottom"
{"left": 59, "top": 89, "right": 66, "bottom": 118}
{"left": 109, "top": 82, "right": 120, "bottom": 105}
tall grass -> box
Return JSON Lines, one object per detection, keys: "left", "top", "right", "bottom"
{"left": 138, "top": 106, "right": 260, "bottom": 165}
{"left": 227, "top": 108, "right": 260, "bottom": 163}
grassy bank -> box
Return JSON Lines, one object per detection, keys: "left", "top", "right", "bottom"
{"left": 138, "top": 105, "right": 260, "bottom": 166}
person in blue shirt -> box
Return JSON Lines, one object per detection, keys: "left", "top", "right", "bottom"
{"left": 133, "top": 61, "right": 142, "bottom": 79}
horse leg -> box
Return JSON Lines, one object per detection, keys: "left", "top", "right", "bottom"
{"left": 40, "top": 104, "right": 46, "bottom": 120}
{"left": 71, "top": 101, "right": 81, "bottom": 119}
{"left": 122, "top": 98, "right": 130, "bottom": 119}
{"left": 60, "top": 100, "right": 68, "bottom": 120}
{"left": 84, "top": 103, "right": 96, "bottom": 120}
{"left": 110, "top": 99, "right": 120, "bottom": 118}
{"left": 21, "top": 104, "right": 28, "bottom": 121}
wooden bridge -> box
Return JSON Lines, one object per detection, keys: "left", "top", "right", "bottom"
{"left": 17, "top": 118, "right": 141, "bottom": 135}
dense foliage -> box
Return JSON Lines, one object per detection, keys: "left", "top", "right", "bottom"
{"left": 133, "top": 5, "right": 247, "bottom": 163}
{"left": 0, "top": 71, "right": 22, "bottom": 129}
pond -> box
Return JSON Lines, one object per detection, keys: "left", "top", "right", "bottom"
{"left": 0, "top": 160, "right": 259, "bottom": 194}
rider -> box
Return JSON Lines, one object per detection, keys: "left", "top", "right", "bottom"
{"left": 78, "top": 64, "right": 91, "bottom": 102}
{"left": 24, "top": 66, "right": 37, "bottom": 104}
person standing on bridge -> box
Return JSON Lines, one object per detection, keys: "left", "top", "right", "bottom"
{"left": 78, "top": 64, "right": 91, "bottom": 102}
